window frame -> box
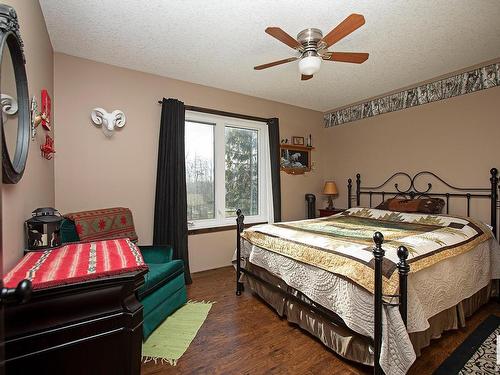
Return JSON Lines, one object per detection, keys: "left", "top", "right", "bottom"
{"left": 185, "top": 111, "right": 269, "bottom": 230}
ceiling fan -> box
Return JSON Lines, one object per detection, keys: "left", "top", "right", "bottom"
{"left": 254, "top": 14, "right": 369, "bottom": 81}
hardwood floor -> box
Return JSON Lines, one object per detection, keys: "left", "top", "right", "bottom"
{"left": 141, "top": 266, "right": 500, "bottom": 375}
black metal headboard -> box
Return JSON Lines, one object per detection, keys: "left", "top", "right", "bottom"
{"left": 347, "top": 168, "right": 499, "bottom": 238}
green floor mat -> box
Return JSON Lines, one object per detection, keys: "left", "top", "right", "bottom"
{"left": 142, "top": 300, "right": 213, "bottom": 366}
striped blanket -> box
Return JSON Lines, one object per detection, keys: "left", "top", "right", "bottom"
{"left": 4, "top": 238, "right": 148, "bottom": 289}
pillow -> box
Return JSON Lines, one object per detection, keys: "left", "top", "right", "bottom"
{"left": 64, "top": 207, "right": 139, "bottom": 242}
{"left": 375, "top": 197, "right": 445, "bottom": 214}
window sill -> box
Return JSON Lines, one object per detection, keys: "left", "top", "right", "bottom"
{"left": 188, "top": 222, "right": 267, "bottom": 236}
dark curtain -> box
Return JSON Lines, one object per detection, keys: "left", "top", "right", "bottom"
{"left": 267, "top": 118, "right": 281, "bottom": 222}
{"left": 153, "top": 98, "right": 192, "bottom": 284}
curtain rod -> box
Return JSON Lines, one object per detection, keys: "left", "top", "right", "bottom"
{"left": 157, "top": 100, "right": 270, "bottom": 123}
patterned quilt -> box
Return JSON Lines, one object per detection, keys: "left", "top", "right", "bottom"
{"left": 3, "top": 238, "right": 148, "bottom": 289}
{"left": 241, "top": 207, "right": 492, "bottom": 295}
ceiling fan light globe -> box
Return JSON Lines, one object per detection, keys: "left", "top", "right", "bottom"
{"left": 299, "top": 55, "right": 321, "bottom": 76}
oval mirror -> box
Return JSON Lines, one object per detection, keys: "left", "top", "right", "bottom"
{"left": 0, "top": 5, "right": 29, "bottom": 184}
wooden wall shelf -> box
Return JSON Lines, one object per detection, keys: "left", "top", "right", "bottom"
{"left": 280, "top": 167, "right": 310, "bottom": 175}
{"left": 280, "top": 144, "right": 314, "bottom": 175}
{"left": 279, "top": 144, "right": 315, "bottom": 151}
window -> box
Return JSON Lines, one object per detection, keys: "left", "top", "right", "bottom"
{"left": 185, "top": 121, "right": 215, "bottom": 221}
{"left": 185, "top": 111, "right": 269, "bottom": 229}
{"left": 224, "top": 126, "right": 259, "bottom": 218}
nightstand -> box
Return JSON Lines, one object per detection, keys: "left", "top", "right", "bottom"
{"left": 318, "top": 208, "right": 345, "bottom": 217}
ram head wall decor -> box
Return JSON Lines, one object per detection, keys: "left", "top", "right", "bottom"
{"left": 1, "top": 93, "right": 18, "bottom": 121}
{"left": 90, "top": 107, "right": 126, "bottom": 137}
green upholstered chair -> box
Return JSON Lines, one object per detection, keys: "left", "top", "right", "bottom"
{"left": 137, "top": 245, "right": 187, "bottom": 339}
{"left": 59, "top": 218, "right": 187, "bottom": 340}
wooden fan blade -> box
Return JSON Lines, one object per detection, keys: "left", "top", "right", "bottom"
{"left": 320, "top": 14, "right": 365, "bottom": 48}
{"left": 323, "top": 52, "right": 369, "bottom": 64}
{"left": 265, "top": 27, "right": 302, "bottom": 49}
{"left": 254, "top": 57, "right": 298, "bottom": 70}
{"left": 301, "top": 74, "right": 313, "bottom": 81}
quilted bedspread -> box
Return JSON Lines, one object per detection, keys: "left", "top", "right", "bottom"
{"left": 4, "top": 238, "right": 148, "bottom": 289}
{"left": 242, "top": 207, "right": 492, "bottom": 295}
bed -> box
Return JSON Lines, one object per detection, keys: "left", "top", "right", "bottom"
{"left": 234, "top": 169, "right": 500, "bottom": 375}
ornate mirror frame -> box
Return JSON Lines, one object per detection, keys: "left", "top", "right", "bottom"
{"left": 0, "top": 5, "right": 29, "bottom": 184}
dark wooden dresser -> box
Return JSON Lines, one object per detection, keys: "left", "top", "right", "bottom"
{"left": 4, "top": 270, "right": 146, "bottom": 375}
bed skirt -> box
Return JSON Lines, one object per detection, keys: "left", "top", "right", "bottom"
{"left": 244, "top": 263, "right": 493, "bottom": 366}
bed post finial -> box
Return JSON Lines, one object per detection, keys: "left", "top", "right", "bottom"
{"left": 397, "top": 246, "right": 410, "bottom": 328}
{"left": 373, "top": 231, "right": 384, "bottom": 250}
{"left": 372, "top": 231, "right": 384, "bottom": 375}
{"left": 236, "top": 209, "right": 245, "bottom": 296}
{"left": 356, "top": 174, "right": 361, "bottom": 206}
{"left": 236, "top": 209, "right": 244, "bottom": 233}
{"left": 490, "top": 168, "right": 498, "bottom": 238}
{"left": 347, "top": 178, "right": 352, "bottom": 209}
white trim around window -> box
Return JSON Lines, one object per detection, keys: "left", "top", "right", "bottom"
{"left": 185, "top": 111, "right": 270, "bottom": 230}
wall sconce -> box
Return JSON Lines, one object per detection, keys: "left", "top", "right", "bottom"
{"left": 30, "top": 96, "right": 50, "bottom": 141}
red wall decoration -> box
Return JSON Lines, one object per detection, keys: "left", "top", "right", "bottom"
{"left": 41, "top": 89, "right": 51, "bottom": 131}
{"left": 40, "top": 135, "right": 55, "bottom": 160}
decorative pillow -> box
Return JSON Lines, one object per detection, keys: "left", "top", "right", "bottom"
{"left": 64, "top": 207, "right": 139, "bottom": 242}
{"left": 375, "top": 197, "right": 445, "bottom": 214}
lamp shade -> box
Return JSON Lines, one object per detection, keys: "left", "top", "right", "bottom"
{"left": 322, "top": 181, "right": 338, "bottom": 195}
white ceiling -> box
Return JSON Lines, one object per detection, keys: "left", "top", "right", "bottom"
{"left": 39, "top": 0, "right": 500, "bottom": 112}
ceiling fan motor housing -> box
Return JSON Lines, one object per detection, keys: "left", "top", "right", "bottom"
{"left": 297, "top": 28, "right": 323, "bottom": 54}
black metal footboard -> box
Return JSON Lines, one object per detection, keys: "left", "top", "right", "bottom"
{"left": 372, "top": 231, "right": 409, "bottom": 375}
{"left": 235, "top": 209, "right": 409, "bottom": 375}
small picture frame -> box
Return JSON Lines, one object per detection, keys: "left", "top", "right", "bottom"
{"left": 292, "top": 136, "right": 304, "bottom": 146}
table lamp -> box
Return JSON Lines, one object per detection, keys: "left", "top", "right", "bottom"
{"left": 322, "top": 181, "right": 338, "bottom": 210}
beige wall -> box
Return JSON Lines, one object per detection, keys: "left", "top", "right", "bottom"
{"left": 324, "top": 85, "right": 500, "bottom": 232}
{"left": 53, "top": 49, "right": 500, "bottom": 275}
{"left": 2, "top": 1, "right": 54, "bottom": 272}
{"left": 53, "top": 53, "right": 327, "bottom": 272}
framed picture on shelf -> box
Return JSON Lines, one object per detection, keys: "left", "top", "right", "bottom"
{"left": 292, "top": 136, "right": 304, "bottom": 145}
{"left": 280, "top": 144, "right": 314, "bottom": 175}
